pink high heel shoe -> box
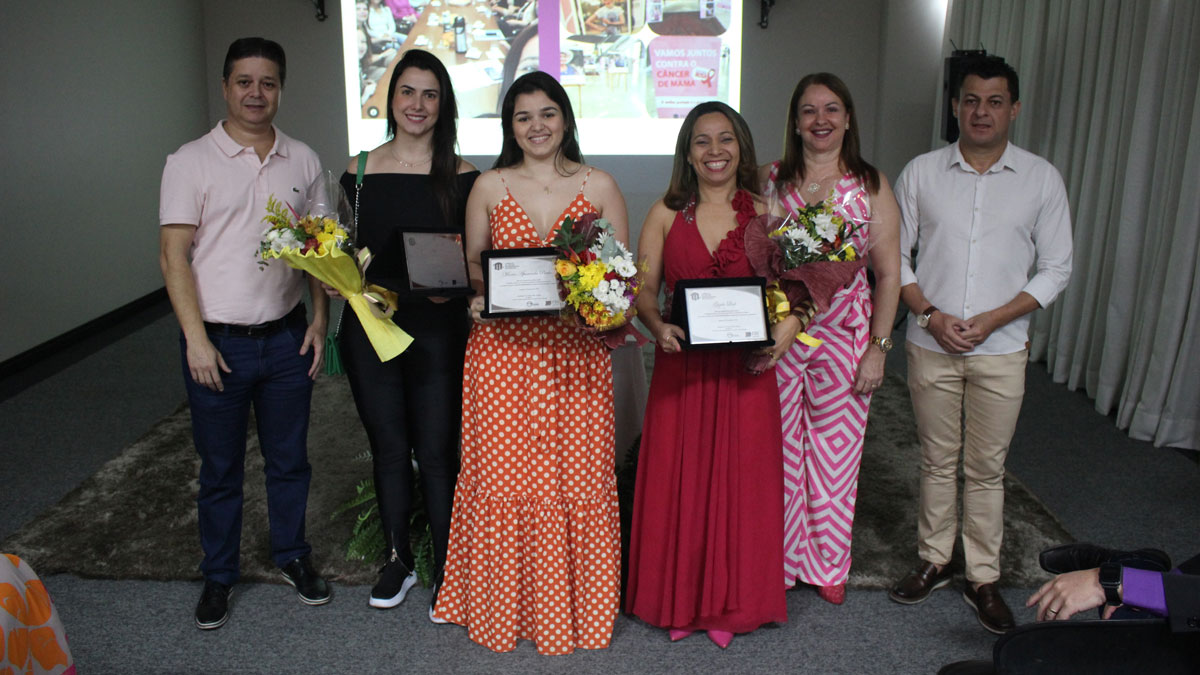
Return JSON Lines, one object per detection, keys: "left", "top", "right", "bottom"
{"left": 668, "top": 629, "right": 694, "bottom": 642}
{"left": 707, "top": 630, "right": 733, "bottom": 648}
{"left": 817, "top": 583, "right": 846, "bottom": 605}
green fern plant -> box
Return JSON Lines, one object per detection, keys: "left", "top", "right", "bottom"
{"left": 330, "top": 475, "right": 436, "bottom": 586}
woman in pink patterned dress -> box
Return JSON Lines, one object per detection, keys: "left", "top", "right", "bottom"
{"left": 759, "top": 73, "right": 902, "bottom": 604}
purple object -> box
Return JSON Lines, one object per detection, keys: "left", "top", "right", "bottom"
{"left": 1122, "top": 567, "right": 1168, "bottom": 616}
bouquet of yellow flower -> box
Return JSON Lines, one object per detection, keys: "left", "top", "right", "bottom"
{"left": 550, "top": 213, "right": 647, "bottom": 349}
{"left": 259, "top": 196, "right": 352, "bottom": 260}
{"left": 258, "top": 172, "right": 412, "bottom": 362}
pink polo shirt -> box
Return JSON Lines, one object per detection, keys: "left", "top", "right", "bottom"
{"left": 160, "top": 121, "right": 322, "bottom": 325}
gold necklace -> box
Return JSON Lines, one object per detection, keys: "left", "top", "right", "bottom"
{"left": 390, "top": 145, "right": 432, "bottom": 168}
{"left": 805, "top": 171, "right": 838, "bottom": 195}
{"left": 519, "top": 170, "right": 555, "bottom": 194}
{"left": 395, "top": 155, "right": 431, "bottom": 168}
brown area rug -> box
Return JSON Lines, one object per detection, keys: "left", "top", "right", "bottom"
{"left": 2, "top": 371, "right": 1070, "bottom": 588}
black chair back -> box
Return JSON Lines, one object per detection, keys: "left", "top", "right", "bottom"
{"left": 993, "top": 619, "right": 1200, "bottom": 674}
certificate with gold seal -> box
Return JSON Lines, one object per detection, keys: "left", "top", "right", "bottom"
{"left": 671, "top": 277, "right": 773, "bottom": 349}
{"left": 480, "top": 248, "right": 564, "bottom": 318}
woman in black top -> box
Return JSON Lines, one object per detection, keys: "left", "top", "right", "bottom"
{"left": 336, "top": 49, "right": 478, "bottom": 619}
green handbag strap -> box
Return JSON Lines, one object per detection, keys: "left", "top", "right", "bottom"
{"left": 352, "top": 150, "right": 368, "bottom": 237}
{"left": 356, "top": 150, "right": 368, "bottom": 186}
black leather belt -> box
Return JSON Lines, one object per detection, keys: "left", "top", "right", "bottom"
{"left": 204, "top": 304, "right": 304, "bottom": 338}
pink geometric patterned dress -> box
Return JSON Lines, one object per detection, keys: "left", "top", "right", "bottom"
{"left": 763, "top": 161, "right": 874, "bottom": 588}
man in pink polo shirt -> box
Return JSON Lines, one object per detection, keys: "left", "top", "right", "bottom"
{"left": 159, "top": 37, "right": 331, "bottom": 630}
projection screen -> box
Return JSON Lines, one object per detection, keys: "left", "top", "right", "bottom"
{"left": 342, "top": 0, "right": 742, "bottom": 155}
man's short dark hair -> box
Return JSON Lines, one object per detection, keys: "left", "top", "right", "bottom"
{"left": 223, "top": 38, "right": 287, "bottom": 86}
{"left": 955, "top": 56, "right": 1019, "bottom": 103}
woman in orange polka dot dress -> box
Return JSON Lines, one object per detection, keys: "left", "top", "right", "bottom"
{"left": 433, "top": 72, "right": 630, "bottom": 655}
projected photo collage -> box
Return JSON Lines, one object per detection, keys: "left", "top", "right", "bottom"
{"left": 344, "top": 0, "right": 742, "bottom": 155}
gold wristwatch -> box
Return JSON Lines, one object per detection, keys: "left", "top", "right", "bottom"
{"left": 870, "top": 336, "right": 893, "bottom": 353}
{"left": 916, "top": 306, "right": 938, "bottom": 329}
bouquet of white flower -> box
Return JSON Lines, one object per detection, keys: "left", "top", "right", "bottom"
{"left": 549, "top": 212, "right": 648, "bottom": 349}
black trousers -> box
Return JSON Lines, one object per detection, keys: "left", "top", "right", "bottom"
{"left": 339, "top": 299, "right": 469, "bottom": 576}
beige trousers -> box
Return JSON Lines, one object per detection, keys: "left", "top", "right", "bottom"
{"left": 906, "top": 343, "right": 1027, "bottom": 584}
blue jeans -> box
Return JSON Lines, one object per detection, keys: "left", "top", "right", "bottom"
{"left": 181, "top": 310, "right": 313, "bottom": 585}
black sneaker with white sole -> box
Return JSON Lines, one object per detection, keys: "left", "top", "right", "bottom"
{"left": 279, "top": 555, "right": 331, "bottom": 605}
{"left": 370, "top": 556, "right": 417, "bottom": 609}
{"left": 195, "top": 580, "right": 232, "bottom": 630}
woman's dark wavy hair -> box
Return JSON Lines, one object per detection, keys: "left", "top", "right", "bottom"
{"left": 494, "top": 71, "right": 583, "bottom": 174}
{"left": 776, "top": 73, "right": 879, "bottom": 195}
{"left": 385, "top": 49, "right": 462, "bottom": 224}
{"left": 663, "top": 101, "right": 758, "bottom": 211}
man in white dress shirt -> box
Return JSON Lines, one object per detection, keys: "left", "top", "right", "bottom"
{"left": 887, "top": 56, "right": 1073, "bottom": 635}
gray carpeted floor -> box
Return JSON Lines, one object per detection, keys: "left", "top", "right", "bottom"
{"left": 3, "top": 366, "right": 1069, "bottom": 590}
{"left": 2, "top": 300, "right": 1198, "bottom": 673}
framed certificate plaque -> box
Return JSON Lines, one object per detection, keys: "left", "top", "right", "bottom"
{"left": 480, "top": 248, "right": 565, "bottom": 318}
{"left": 371, "top": 231, "right": 474, "bottom": 297}
{"left": 398, "top": 232, "right": 473, "bottom": 295}
{"left": 671, "top": 277, "right": 773, "bottom": 349}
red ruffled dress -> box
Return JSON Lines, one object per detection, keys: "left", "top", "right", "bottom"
{"left": 625, "top": 190, "right": 787, "bottom": 633}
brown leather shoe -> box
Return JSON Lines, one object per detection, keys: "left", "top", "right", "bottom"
{"left": 888, "top": 560, "right": 953, "bottom": 605}
{"left": 963, "top": 582, "right": 1015, "bottom": 634}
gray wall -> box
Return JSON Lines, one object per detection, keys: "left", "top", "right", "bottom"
{"left": 1, "top": 0, "right": 947, "bottom": 362}
{"left": 1, "top": 0, "right": 208, "bottom": 362}
{"left": 201, "top": 0, "right": 350, "bottom": 171}
{"left": 874, "top": 0, "right": 951, "bottom": 181}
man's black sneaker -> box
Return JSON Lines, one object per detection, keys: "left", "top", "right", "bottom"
{"left": 195, "top": 580, "right": 232, "bottom": 630}
{"left": 370, "top": 556, "right": 417, "bottom": 609}
{"left": 280, "top": 555, "right": 331, "bottom": 605}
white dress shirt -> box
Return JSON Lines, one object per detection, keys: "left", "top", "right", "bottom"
{"left": 896, "top": 142, "right": 1073, "bottom": 356}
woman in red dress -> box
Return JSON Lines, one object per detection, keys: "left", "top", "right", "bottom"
{"left": 626, "top": 101, "right": 790, "bottom": 648}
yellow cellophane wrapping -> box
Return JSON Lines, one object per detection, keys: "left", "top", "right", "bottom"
{"left": 766, "top": 282, "right": 823, "bottom": 348}
{"left": 263, "top": 246, "right": 412, "bottom": 361}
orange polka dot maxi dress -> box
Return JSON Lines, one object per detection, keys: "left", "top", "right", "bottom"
{"left": 433, "top": 170, "right": 621, "bottom": 655}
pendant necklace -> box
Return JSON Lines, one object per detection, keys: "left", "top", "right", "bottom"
{"left": 806, "top": 172, "right": 837, "bottom": 195}
{"left": 525, "top": 171, "right": 552, "bottom": 194}
{"left": 390, "top": 145, "right": 431, "bottom": 168}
